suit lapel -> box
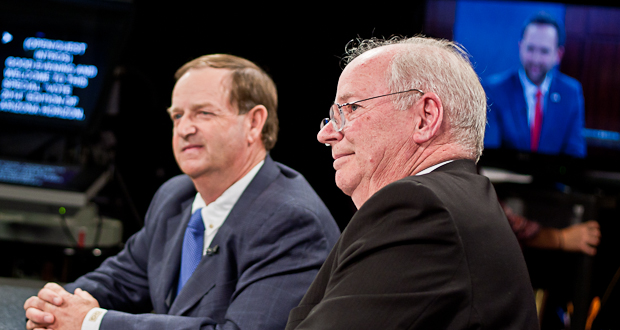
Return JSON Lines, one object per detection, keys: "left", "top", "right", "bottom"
{"left": 169, "top": 233, "right": 221, "bottom": 315}
{"left": 159, "top": 198, "right": 193, "bottom": 312}
{"left": 222, "top": 155, "right": 279, "bottom": 229}
{"left": 167, "top": 155, "right": 280, "bottom": 315}
{"left": 540, "top": 76, "right": 561, "bottom": 148}
{"left": 512, "top": 74, "right": 531, "bottom": 150}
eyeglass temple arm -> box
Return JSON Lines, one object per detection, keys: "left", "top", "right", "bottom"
{"left": 339, "top": 88, "right": 425, "bottom": 107}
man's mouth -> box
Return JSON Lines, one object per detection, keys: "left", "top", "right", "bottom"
{"left": 333, "top": 152, "right": 353, "bottom": 160}
{"left": 182, "top": 144, "right": 202, "bottom": 152}
{"left": 333, "top": 152, "right": 353, "bottom": 169}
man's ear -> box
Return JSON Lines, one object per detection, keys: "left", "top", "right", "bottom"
{"left": 412, "top": 92, "right": 443, "bottom": 144}
{"left": 245, "top": 105, "right": 268, "bottom": 145}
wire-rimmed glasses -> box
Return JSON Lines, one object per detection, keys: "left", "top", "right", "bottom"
{"left": 320, "top": 88, "right": 425, "bottom": 132}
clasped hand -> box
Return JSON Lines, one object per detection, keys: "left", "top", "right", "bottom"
{"left": 24, "top": 282, "right": 99, "bottom": 330}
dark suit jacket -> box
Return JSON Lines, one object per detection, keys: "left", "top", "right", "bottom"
{"left": 285, "top": 160, "right": 539, "bottom": 330}
{"left": 484, "top": 69, "right": 586, "bottom": 158}
{"left": 66, "top": 155, "right": 340, "bottom": 330}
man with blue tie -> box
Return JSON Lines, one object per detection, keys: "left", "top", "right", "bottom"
{"left": 484, "top": 12, "right": 587, "bottom": 158}
{"left": 24, "top": 54, "right": 340, "bottom": 330}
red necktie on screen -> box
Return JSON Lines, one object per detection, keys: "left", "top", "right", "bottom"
{"left": 531, "top": 89, "right": 543, "bottom": 152}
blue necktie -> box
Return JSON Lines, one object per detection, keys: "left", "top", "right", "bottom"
{"left": 177, "top": 208, "right": 205, "bottom": 294}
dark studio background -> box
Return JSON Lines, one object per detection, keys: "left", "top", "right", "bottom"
{"left": 1, "top": 0, "right": 620, "bottom": 329}
{"left": 107, "top": 1, "right": 426, "bottom": 236}
{"left": 0, "top": 0, "right": 427, "bottom": 279}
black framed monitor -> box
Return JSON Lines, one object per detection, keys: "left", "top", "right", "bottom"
{"left": 424, "top": 3, "right": 620, "bottom": 329}
{"left": 424, "top": 0, "right": 620, "bottom": 188}
{"left": 0, "top": 0, "right": 133, "bottom": 134}
{"left": 0, "top": 0, "right": 132, "bottom": 204}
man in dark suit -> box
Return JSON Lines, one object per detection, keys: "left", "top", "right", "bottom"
{"left": 285, "top": 36, "right": 539, "bottom": 329}
{"left": 484, "top": 12, "right": 586, "bottom": 158}
{"left": 24, "top": 54, "right": 340, "bottom": 330}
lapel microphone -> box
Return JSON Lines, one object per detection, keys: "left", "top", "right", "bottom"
{"left": 206, "top": 245, "right": 219, "bottom": 256}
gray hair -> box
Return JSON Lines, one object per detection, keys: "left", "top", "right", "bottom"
{"left": 342, "top": 35, "right": 487, "bottom": 161}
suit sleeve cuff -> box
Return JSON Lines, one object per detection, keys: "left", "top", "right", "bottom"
{"left": 81, "top": 308, "right": 108, "bottom": 330}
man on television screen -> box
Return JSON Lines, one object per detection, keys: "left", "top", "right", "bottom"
{"left": 484, "top": 12, "right": 586, "bottom": 158}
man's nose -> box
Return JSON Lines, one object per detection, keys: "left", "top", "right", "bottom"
{"left": 176, "top": 115, "right": 197, "bottom": 137}
{"left": 531, "top": 49, "right": 546, "bottom": 63}
{"left": 317, "top": 120, "right": 342, "bottom": 146}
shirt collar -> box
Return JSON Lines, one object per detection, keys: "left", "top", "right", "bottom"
{"left": 416, "top": 160, "right": 454, "bottom": 176}
{"left": 519, "top": 68, "right": 553, "bottom": 95}
{"left": 191, "top": 160, "right": 264, "bottom": 233}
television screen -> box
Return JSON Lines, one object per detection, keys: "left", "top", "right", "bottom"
{"left": 0, "top": 0, "right": 132, "bottom": 200}
{"left": 424, "top": 0, "right": 620, "bottom": 182}
{"left": 0, "top": 0, "right": 132, "bottom": 133}
{"left": 425, "top": 4, "right": 620, "bottom": 329}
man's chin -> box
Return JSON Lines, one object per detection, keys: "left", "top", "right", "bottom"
{"left": 526, "top": 70, "right": 546, "bottom": 84}
{"left": 335, "top": 173, "right": 355, "bottom": 197}
{"left": 179, "top": 163, "right": 209, "bottom": 179}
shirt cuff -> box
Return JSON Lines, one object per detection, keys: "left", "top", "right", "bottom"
{"left": 81, "top": 307, "right": 108, "bottom": 330}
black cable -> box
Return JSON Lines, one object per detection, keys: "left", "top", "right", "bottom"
{"left": 114, "top": 167, "right": 143, "bottom": 228}
{"left": 601, "top": 265, "right": 620, "bottom": 308}
{"left": 59, "top": 212, "right": 78, "bottom": 247}
{"left": 93, "top": 212, "right": 103, "bottom": 248}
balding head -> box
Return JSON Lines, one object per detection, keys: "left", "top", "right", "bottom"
{"left": 318, "top": 36, "right": 486, "bottom": 207}
{"left": 342, "top": 36, "right": 487, "bottom": 161}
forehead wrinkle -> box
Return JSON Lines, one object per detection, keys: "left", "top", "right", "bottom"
{"left": 337, "top": 75, "right": 388, "bottom": 104}
{"left": 337, "top": 91, "right": 358, "bottom": 104}
{"left": 338, "top": 67, "right": 391, "bottom": 105}
{"left": 190, "top": 101, "right": 217, "bottom": 110}
{"left": 175, "top": 67, "right": 232, "bottom": 104}
{"left": 168, "top": 100, "right": 218, "bottom": 113}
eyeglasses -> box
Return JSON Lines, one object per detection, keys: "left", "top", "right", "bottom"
{"left": 320, "top": 88, "right": 424, "bottom": 132}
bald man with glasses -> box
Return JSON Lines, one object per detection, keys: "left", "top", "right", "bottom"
{"left": 286, "top": 36, "right": 539, "bottom": 330}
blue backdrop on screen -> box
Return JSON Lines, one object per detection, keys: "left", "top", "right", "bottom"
{"left": 453, "top": 0, "right": 565, "bottom": 81}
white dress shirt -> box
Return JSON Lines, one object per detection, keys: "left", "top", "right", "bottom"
{"left": 416, "top": 160, "right": 454, "bottom": 176}
{"left": 191, "top": 160, "right": 264, "bottom": 255}
{"left": 81, "top": 160, "right": 264, "bottom": 330}
{"left": 518, "top": 69, "right": 552, "bottom": 129}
